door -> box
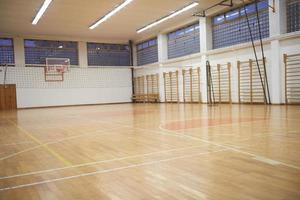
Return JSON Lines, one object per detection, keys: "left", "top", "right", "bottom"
{"left": 0, "top": 84, "right": 17, "bottom": 110}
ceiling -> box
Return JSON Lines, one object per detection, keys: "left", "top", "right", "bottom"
{"left": 0, "top": 0, "right": 244, "bottom": 43}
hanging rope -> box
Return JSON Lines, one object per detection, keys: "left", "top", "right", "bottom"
{"left": 241, "top": 0, "right": 271, "bottom": 104}
{"left": 2, "top": 64, "right": 8, "bottom": 88}
{"left": 254, "top": 0, "right": 271, "bottom": 104}
{"left": 206, "top": 60, "right": 216, "bottom": 105}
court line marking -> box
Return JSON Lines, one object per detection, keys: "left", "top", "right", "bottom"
{"left": 0, "top": 149, "right": 226, "bottom": 191}
{"left": 0, "top": 144, "right": 218, "bottom": 180}
{"left": 0, "top": 141, "right": 36, "bottom": 147}
{"left": 145, "top": 171, "right": 167, "bottom": 181}
{"left": 157, "top": 125, "right": 300, "bottom": 171}
{"left": 78, "top": 117, "right": 300, "bottom": 171}
{"left": 0, "top": 124, "right": 125, "bottom": 147}
{"left": 0, "top": 126, "right": 121, "bottom": 162}
{"left": 95, "top": 117, "right": 294, "bottom": 140}
{"left": 6, "top": 119, "right": 72, "bottom": 166}
{"left": 253, "top": 156, "right": 281, "bottom": 165}
{"left": 178, "top": 184, "right": 206, "bottom": 199}
{"left": 158, "top": 119, "right": 269, "bottom": 132}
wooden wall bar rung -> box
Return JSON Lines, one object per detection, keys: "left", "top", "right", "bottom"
{"left": 146, "top": 73, "right": 159, "bottom": 103}
{"left": 238, "top": 58, "right": 267, "bottom": 104}
{"left": 284, "top": 53, "right": 300, "bottom": 104}
{"left": 210, "top": 63, "right": 231, "bottom": 104}
{"left": 132, "top": 76, "right": 146, "bottom": 103}
{"left": 164, "top": 71, "right": 179, "bottom": 103}
{"left": 182, "top": 67, "right": 201, "bottom": 103}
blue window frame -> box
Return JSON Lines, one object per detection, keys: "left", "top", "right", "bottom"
{"left": 24, "top": 39, "right": 79, "bottom": 65}
{"left": 87, "top": 43, "right": 130, "bottom": 66}
{"left": 142, "top": 42, "right": 149, "bottom": 49}
{"left": 0, "top": 38, "right": 14, "bottom": 65}
{"left": 214, "top": 15, "right": 225, "bottom": 25}
{"left": 212, "top": 0, "right": 269, "bottom": 49}
{"left": 167, "top": 22, "right": 200, "bottom": 59}
{"left": 226, "top": 9, "right": 240, "bottom": 20}
{"left": 287, "top": 0, "right": 300, "bottom": 33}
{"left": 185, "top": 25, "right": 195, "bottom": 33}
{"left": 136, "top": 38, "right": 158, "bottom": 66}
{"left": 148, "top": 39, "right": 157, "bottom": 46}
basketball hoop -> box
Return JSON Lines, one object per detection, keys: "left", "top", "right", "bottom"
{"left": 45, "top": 58, "right": 70, "bottom": 82}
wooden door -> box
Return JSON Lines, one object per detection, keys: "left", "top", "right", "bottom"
{"left": 0, "top": 84, "right": 17, "bottom": 110}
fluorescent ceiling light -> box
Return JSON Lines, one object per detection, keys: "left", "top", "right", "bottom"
{"left": 32, "top": 0, "right": 53, "bottom": 25}
{"left": 137, "top": 2, "right": 199, "bottom": 34}
{"left": 89, "top": 0, "right": 134, "bottom": 30}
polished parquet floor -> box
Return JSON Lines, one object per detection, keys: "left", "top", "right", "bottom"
{"left": 0, "top": 103, "right": 300, "bottom": 200}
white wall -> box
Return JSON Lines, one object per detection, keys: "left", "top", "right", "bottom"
{"left": 0, "top": 66, "right": 132, "bottom": 108}
{"left": 0, "top": 35, "right": 133, "bottom": 108}
{"left": 134, "top": 33, "right": 300, "bottom": 104}
{"left": 133, "top": 0, "right": 300, "bottom": 104}
{"left": 1, "top": 0, "right": 299, "bottom": 107}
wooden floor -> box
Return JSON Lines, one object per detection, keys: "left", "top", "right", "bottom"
{"left": 0, "top": 103, "right": 300, "bottom": 200}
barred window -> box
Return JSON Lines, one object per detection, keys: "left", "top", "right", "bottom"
{"left": 287, "top": 0, "right": 300, "bottom": 33}
{"left": 87, "top": 43, "right": 130, "bottom": 66}
{"left": 0, "top": 38, "right": 14, "bottom": 65}
{"left": 24, "top": 39, "right": 79, "bottom": 65}
{"left": 136, "top": 38, "right": 158, "bottom": 66}
{"left": 212, "top": 0, "right": 269, "bottom": 49}
{"left": 167, "top": 23, "right": 200, "bottom": 59}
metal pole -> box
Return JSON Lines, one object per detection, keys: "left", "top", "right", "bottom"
{"left": 242, "top": 0, "right": 269, "bottom": 104}
{"left": 254, "top": 0, "right": 271, "bottom": 104}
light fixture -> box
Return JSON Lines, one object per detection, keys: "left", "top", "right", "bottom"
{"left": 89, "top": 0, "right": 134, "bottom": 30}
{"left": 32, "top": 0, "right": 53, "bottom": 25}
{"left": 137, "top": 2, "right": 199, "bottom": 34}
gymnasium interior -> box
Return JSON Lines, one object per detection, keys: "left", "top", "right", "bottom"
{"left": 0, "top": 0, "right": 300, "bottom": 199}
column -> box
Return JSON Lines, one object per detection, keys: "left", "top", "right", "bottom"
{"left": 269, "top": 0, "right": 287, "bottom": 36}
{"left": 13, "top": 37, "right": 25, "bottom": 67}
{"left": 269, "top": 0, "right": 287, "bottom": 104}
{"left": 78, "top": 41, "right": 88, "bottom": 68}
{"left": 157, "top": 34, "right": 168, "bottom": 63}
{"left": 132, "top": 44, "right": 137, "bottom": 66}
{"left": 157, "top": 34, "right": 168, "bottom": 102}
{"left": 199, "top": 17, "right": 212, "bottom": 103}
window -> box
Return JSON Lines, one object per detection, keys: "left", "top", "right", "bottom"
{"left": 167, "top": 23, "right": 200, "bottom": 59}
{"left": 0, "top": 38, "right": 14, "bottom": 65}
{"left": 226, "top": 9, "right": 240, "bottom": 20}
{"left": 136, "top": 38, "right": 158, "bottom": 66}
{"left": 214, "top": 15, "right": 225, "bottom": 25}
{"left": 212, "top": 0, "right": 269, "bottom": 49}
{"left": 287, "top": 0, "right": 300, "bottom": 33}
{"left": 24, "top": 39, "right": 79, "bottom": 65}
{"left": 87, "top": 43, "right": 130, "bottom": 66}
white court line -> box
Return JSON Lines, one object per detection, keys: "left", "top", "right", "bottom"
{"left": 253, "top": 156, "right": 281, "bottom": 165}
{"left": 0, "top": 149, "right": 226, "bottom": 191}
{"left": 159, "top": 118, "right": 269, "bottom": 132}
{"left": 0, "top": 144, "right": 217, "bottom": 180}
{"left": 0, "top": 145, "right": 41, "bottom": 162}
{"left": 78, "top": 117, "right": 300, "bottom": 171}
{"left": 178, "top": 184, "right": 206, "bottom": 199}
{"left": 146, "top": 171, "right": 167, "bottom": 181}
{"left": 157, "top": 125, "right": 300, "bottom": 171}
{"left": 0, "top": 127, "right": 121, "bottom": 162}
{"left": 0, "top": 141, "right": 36, "bottom": 147}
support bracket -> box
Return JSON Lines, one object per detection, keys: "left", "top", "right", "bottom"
{"left": 194, "top": 0, "right": 275, "bottom": 18}
{"left": 193, "top": 0, "right": 233, "bottom": 17}
{"left": 268, "top": 0, "right": 275, "bottom": 13}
